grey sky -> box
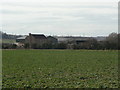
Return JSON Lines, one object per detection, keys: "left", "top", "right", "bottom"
{"left": 0, "top": 0, "right": 118, "bottom": 36}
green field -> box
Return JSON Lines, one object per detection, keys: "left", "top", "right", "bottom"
{"left": 2, "top": 50, "right": 118, "bottom": 88}
{"left": 1, "top": 39, "right": 16, "bottom": 44}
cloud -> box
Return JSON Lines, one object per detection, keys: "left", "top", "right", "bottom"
{"left": 1, "top": 1, "right": 118, "bottom": 36}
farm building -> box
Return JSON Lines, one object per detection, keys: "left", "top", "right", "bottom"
{"left": 16, "top": 33, "right": 58, "bottom": 48}
{"left": 56, "top": 36, "right": 93, "bottom": 44}
{"left": 25, "top": 33, "right": 48, "bottom": 48}
{"left": 55, "top": 36, "right": 106, "bottom": 49}
{"left": 16, "top": 36, "right": 27, "bottom": 44}
{"left": 16, "top": 33, "right": 106, "bottom": 49}
{"left": 56, "top": 36, "right": 106, "bottom": 44}
{"left": 47, "top": 36, "right": 58, "bottom": 44}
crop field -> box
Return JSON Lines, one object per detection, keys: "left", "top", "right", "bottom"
{"left": 2, "top": 50, "right": 118, "bottom": 88}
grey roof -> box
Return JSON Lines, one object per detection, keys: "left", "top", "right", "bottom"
{"left": 56, "top": 36, "right": 92, "bottom": 42}
{"left": 47, "top": 36, "right": 57, "bottom": 39}
{"left": 93, "top": 37, "right": 106, "bottom": 41}
{"left": 31, "top": 34, "right": 47, "bottom": 39}
{"left": 17, "top": 36, "right": 27, "bottom": 40}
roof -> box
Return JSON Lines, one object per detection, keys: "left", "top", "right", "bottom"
{"left": 93, "top": 37, "right": 106, "bottom": 41}
{"left": 47, "top": 36, "right": 57, "bottom": 39}
{"left": 31, "top": 34, "right": 47, "bottom": 39}
{"left": 56, "top": 36, "right": 91, "bottom": 42}
{"left": 17, "top": 36, "right": 27, "bottom": 40}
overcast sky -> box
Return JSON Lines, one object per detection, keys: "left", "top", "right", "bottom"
{"left": 0, "top": 0, "right": 119, "bottom": 36}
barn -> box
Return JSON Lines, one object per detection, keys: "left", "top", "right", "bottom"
{"left": 16, "top": 33, "right": 58, "bottom": 48}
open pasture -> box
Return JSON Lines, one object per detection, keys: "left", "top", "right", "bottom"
{"left": 2, "top": 50, "right": 118, "bottom": 88}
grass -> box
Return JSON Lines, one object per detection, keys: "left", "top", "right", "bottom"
{"left": 1, "top": 39, "right": 16, "bottom": 44}
{"left": 2, "top": 50, "right": 118, "bottom": 88}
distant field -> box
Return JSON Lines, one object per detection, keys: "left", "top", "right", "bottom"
{"left": 2, "top": 50, "right": 118, "bottom": 88}
{"left": 1, "top": 39, "right": 16, "bottom": 44}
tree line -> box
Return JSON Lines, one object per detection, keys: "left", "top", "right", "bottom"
{"left": 2, "top": 32, "right": 120, "bottom": 50}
